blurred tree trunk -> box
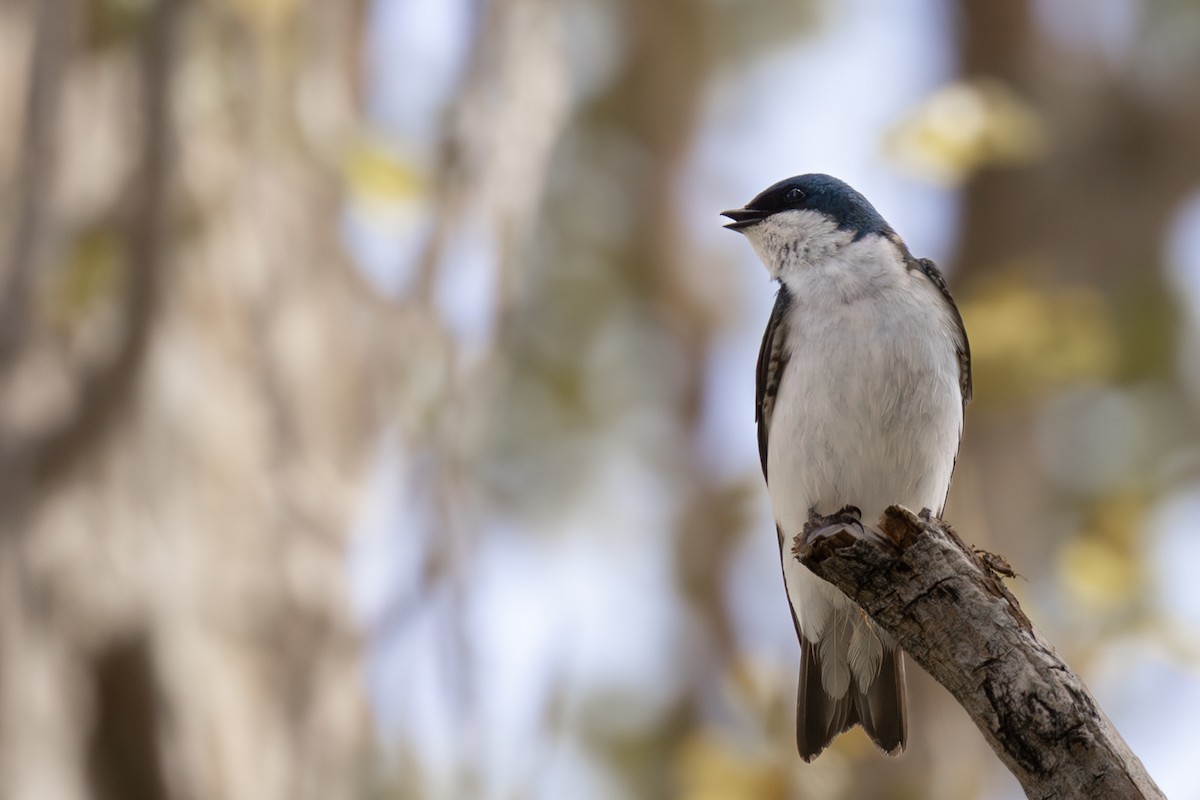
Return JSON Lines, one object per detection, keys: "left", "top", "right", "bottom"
{"left": 943, "top": 2, "right": 1200, "bottom": 793}
{"left": 0, "top": 1, "right": 401, "bottom": 798}
{"left": 950, "top": 0, "right": 1200, "bottom": 575}
{"left": 955, "top": 0, "right": 1200, "bottom": 293}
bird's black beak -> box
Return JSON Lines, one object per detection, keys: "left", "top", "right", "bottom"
{"left": 721, "top": 207, "right": 767, "bottom": 232}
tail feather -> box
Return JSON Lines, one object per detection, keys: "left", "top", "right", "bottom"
{"left": 857, "top": 645, "right": 907, "bottom": 756}
{"left": 796, "top": 636, "right": 858, "bottom": 762}
{"left": 796, "top": 637, "right": 908, "bottom": 761}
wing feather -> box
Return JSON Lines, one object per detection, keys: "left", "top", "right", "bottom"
{"left": 912, "top": 256, "right": 971, "bottom": 406}
{"left": 756, "top": 286, "right": 793, "bottom": 483}
{"left": 907, "top": 254, "right": 972, "bottom": 516}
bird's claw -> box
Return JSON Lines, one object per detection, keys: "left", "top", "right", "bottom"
{"left": 801, "top": 504, "right": 866, "bottom": 545}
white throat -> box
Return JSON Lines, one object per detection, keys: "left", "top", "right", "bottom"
{"left": 743, "top": 209, "right": 856, "bottom": 281}
{"left": 743, "top": 210, "right": 904, "bottom": 301}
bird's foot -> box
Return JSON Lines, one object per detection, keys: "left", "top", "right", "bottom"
{"left": 794, "top": 505, "right": 864, "bottom": 551}
{"left": 792, "top": 504, "right": 901, "bottom": 558}
{"left": 813, "top": 504, "right": 864, "bottom": 531}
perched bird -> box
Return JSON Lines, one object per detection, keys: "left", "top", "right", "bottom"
{"left": 722, "top": 175, "right": 971, "bottom": 761}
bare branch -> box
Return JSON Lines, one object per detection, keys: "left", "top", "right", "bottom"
{"left": 86, "top": 637, "right": 170, "bottom": 800}
{"left": 797, "top": 506, "right": 1164, "bottom": 800}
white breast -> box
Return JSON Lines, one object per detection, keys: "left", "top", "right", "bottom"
{"left": 766, "top": 234, "right": 964, "bottom": 696}
{"left": 766, "top": 235, "right": 963, "bottom": 533}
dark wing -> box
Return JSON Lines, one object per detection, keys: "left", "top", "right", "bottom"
{"left": 908, "top": 256, "right": 971, "bottom": 516}
{"left": 912, "top": 257, "right": 971, "bottom": 406}
{"left": 756, "top": 286, "right": 793, "bottom": 483}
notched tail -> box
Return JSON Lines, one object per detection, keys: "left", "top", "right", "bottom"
{"left": 796, "top": 639, "right": 908, "bottom": 761}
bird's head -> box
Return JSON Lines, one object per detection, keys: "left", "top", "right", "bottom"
{"left": 722, "top": 174, "right": 894, "bottom": 280}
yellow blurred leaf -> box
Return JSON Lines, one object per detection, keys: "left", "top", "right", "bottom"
{"left": 1059, "top": 537, "right": 1139, "bottom": 612}
{"left": 46, "top": 227, "right": 124, "bottom": 328}
{"left": 884, "top": 79, "right": 1047, "bottom": 185}
{"left": 343, "top": 137, "right": 428, "bottom": 206}
{"left": 674, "top": 731, "right": 786, "bottom": 800}
{"left": 1087, "top": 491, "right": 1150, "bottom": 551}
{"left": 961, "top": 274, "right": 1118, "bottom": 406}
{"left": 1060, "top": 492, "right": 1149, "bottom": 613}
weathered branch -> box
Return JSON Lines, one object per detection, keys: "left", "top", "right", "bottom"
{"left": 796, "top": 506, "right": 1163, "bottom": 800}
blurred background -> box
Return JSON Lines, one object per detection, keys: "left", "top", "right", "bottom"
{"left": 2, "top": 0, "right": 1200, "bottom": 798}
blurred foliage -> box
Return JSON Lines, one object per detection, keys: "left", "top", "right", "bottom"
{"left": 674, "top": 731, "right": 785, "bottom": 800}
{"left": 1059, "top": 491, "right": 1150, "bottom": 616}
{"left": 960, "top": 274, "right": 1118, "bottom": 406}
{"left": 45, "top": 226, "right": 125, "bottom": 330}
{"left": 1110, "top": 278, "right": 1181, "bottom": 384}
{"left": 885, "top": 79, "right": 1047, "bottom": 185}
{"left": 343, "top": 136, "right": 427, "bottom": 206}
{"left": 83, "top": 0, "right": 154, "bottom": 50}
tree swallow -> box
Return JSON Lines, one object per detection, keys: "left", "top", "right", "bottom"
{"left": 722, "top": 175, "right": 971, "bottom": 761}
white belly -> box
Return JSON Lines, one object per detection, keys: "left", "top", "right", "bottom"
{"left": 767, "top": 269, "right": 963, "bottom": 696}
{"left": 766, "top": 304, "right": 962, "bottom": 533}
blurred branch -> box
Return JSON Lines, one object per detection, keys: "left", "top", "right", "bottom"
{"left": 0, "top": 0, "right": 74, "bottom": 371}
{"left": 86, "top": 637, "right": 170, "bottom": 800}
{"left": 797, "top": 506, "right": 1164, "bottom": 800}
{"left": 17, "top": 0, "right": 184, "bottom": 487}
{"left": 414, "top": 0, "right": 566, "bottom": 309}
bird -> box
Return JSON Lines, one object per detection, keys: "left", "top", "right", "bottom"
{"left": 721, "top": 174, "right": 971, "bottom": 761}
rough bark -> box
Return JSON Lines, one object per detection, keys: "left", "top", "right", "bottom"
{"left": 796, "top": 506, "right": 1164, "bottom": 800}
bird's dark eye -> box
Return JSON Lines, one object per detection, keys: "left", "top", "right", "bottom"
{"left": 785, "top": 187, "right": 805, "bottom": 203}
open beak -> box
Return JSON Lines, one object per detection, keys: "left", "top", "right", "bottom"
{"left": 721, "top": 207, "right": 767, "bottom": 232}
